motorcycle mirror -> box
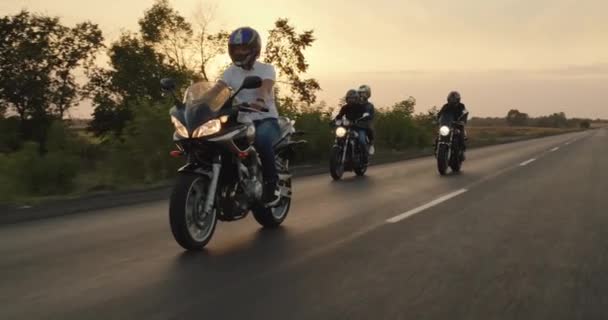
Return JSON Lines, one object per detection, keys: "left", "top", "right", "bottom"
{"left": 160, "top": 78, "right": 177, "bottom": 92}
{"left": 240, "top": 76, "right": 263, "bottom": 90}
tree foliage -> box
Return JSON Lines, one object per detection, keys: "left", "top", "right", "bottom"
{"left": 264, "top": 19, "right": 320, "bottom": 106}
{"left": 506, "top": 109, "right": 529, "bottom": 126}
{"left": 87, "top": 0, "right": 229, "bottom": 137}
{"left": 0, "top": 10, "right": 103, "bottom": 145}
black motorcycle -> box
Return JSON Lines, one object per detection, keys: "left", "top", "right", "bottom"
{"left": 161, "top": 76, "right": 305, "bottom": 250}
{"left": 435, "top": 111, "right": 468, "bottom": 175}
{"left": 329, "top": 114, "right": 371, "bottom": 180}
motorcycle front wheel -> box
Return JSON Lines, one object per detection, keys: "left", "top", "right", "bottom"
{"left": 169, "top": 173, "right": 217, "bottom": 250}
{"left": 329, "top": 146, "right": 345, "bottom": 180}
{"left": 437, "top": 144, "right": 449, "bottom": 176}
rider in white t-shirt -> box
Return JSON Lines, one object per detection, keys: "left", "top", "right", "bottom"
{"left": 215, "top": 27, "right": 281, "bottom": 206}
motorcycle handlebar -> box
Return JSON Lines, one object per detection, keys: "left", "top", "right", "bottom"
{"left": 236, "top": 103, "right": 269, "bottom": 113}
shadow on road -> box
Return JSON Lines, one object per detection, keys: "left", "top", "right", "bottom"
{"left": 173, "top": 226, "right": 292, "bottom": 268}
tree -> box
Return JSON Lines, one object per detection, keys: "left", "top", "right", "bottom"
{"left": 87, "top": 0, "right": 229, "bottom": 137}
{"left": 392, "top": 97, "right": 417, "bottom": 117}
{"left": 139, "top": 0, "right": 193, "bottom": 73}
{"left": 506, "top": 109, "right": 529, "bottom": 126}
{"left": 264, "top": 18, "right": 320, "bottom": 106}
{"left": 0, "top": 11, "right": 103, "bottom": 145}
{"left": 580, "top": 120, "right": 591, "bottom": 129}
{"left": 191, "top": 3, "right": 229, "bottom": 81}
{"left": 138, "top": 0, "right": 229, "bottom": 81}
{"left": 86, "top": 32, "right": 188, "bottom": 137}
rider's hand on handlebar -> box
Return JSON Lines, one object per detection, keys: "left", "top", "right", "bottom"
{"left": 236, "top": 102, "right": 269, "bottom": 113}
{"left": 250, "top": 101, "right": 270, "bottom": 113}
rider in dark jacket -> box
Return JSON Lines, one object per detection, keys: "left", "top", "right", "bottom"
{"left": 336, "top": 90, "right": 369, "bottom": 121}
{"left": 357, "top": 85, "right": 375, "bottom": 155}
{"left": 438, "top": 91, "right": 469, "bottom": 154}
{"left": 335, "top": 89, "right": 372, "bottom": 154}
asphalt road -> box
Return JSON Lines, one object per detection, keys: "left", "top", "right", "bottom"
{"left": 1, "top": 129, "right": 606, "bottom": 320}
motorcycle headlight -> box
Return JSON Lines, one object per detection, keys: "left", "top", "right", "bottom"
{"left": 336, "top": 126, "right": 347, "bottom": 138}
{"left": 171, "top": 116, "right": 189, "bottom": 138}
{"left": 439, "top": 126, "right": 451, "bottom": 137}
{"left": 192, "top": 119, "right": 222, "bottom": 138}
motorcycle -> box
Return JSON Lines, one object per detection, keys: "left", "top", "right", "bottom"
{"left": 435, "top": 111, "right": 468, "bottom": 175}
{"left": 329, "top": 113, "right": 372, "bottom": 180}
{"left": 161, "top": 76, "right": 305, "bottom": 250}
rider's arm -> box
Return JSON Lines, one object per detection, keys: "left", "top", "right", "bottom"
{"left": 367, "top": 103, "right": 376, "bottom": 119}
{"left": 460, "top": 104, "right": 469, "bottom": 123}
{"left": 335, "top": 105, "right": 348, "bottom": 120}
{"left": 437, "top": 104, "right": 448, "bottom": 120}
{"left": 250, "top": 79, "right": 274, "bottom": 110}
{"left": 250, "top": 64, "right": 276, "bottom": 110}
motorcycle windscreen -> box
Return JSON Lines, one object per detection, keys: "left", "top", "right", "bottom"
{"left": 438, "top": 113, "right": 457, "bottom": 126}
{"left": 183, "top": 81, "right": 231, "bottom": 112}
{"left": 182, "top": 81, "right": 232, "bottom": 130}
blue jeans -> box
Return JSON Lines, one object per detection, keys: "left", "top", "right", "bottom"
{"left": 356, "top": 129, "right": 368, "bottom": 151}
{"left": 254, "top": 118, "right": 281, "bottom": 183}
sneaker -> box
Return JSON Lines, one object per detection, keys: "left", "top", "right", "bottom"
{"left": 262, "top": 181, "right": 281, "bottom": 207}
{"left": 368, "top": 145, "right": 375, "bottom": 155}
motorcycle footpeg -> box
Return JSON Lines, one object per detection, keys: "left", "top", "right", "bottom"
{"left": 278, "top": 173, "right": 292, "bottom": 181}
{"left": 279, "top": 186, "right": 292, "bottom": 198}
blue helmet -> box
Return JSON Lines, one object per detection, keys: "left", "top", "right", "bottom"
{"left": 228, "top": 27, "right": 261, "bottom": 70}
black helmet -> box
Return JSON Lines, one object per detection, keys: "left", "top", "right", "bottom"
{"left": 228, "top": 27, "right": 261, "bottom": 70}
{"left": 345, "top": 89, "right": 359, "bottom": 104}
{"left": 447, "top": 91, "right": 461, "bottom": 104}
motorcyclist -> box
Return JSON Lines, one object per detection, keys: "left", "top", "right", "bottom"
{"left": 213, "top": 26, "right": 281, "bottom": 207}
{"left": 437, "top": 91, "right": 469, "bottom": 157}
{"left": 357, "top": 85, "right": 376, "bottom": 155}
{"left": 334, "top": 89, "right": 373, "bottom": 155}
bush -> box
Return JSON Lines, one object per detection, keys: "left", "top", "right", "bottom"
{"left": 0, "top": 142, "right": 79, "bottom": 199}
{"left": 375, "top": 111, "right": 418, "bottom": 150}
{"left": 0, "top": 117, "right": 22, "bottom": 152}
{"left": 291, "top": 110, "right": 333, "bottom": 163}
{"left": 104, "top": 99, "right": 181, "bottom": 185}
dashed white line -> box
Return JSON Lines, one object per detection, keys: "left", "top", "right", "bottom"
{"left": 550, "top": 147, "right": 560, "bottom": 152}
{"left": 386, "top": 189, "right": 468, "bottom": 224}
{"left": 519, "top": 158, "right": 536, "bottom": 166}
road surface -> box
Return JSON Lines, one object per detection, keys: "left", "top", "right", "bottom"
{"left": 1, "top": 129, "right": 607, "bottom": 320}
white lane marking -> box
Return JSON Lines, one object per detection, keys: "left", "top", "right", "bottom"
{"left": 550, "top": 147, "right": 560, "bottom": 152}
{"left": 564, "top": 142, "right": 571, "bottom": 145}
{"left": 386, "top": 189, "right": 468, "bottom": 224}
{"left": 519, "top": 158, "right": 536, "bottom": 166}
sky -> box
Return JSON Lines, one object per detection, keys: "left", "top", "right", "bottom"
{"left": 2, "top": 0, "right": 607, "bottom": 118}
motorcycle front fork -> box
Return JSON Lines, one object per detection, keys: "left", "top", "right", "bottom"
{"left": 203, "top": 157, "right": 221, "bottom": 216}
